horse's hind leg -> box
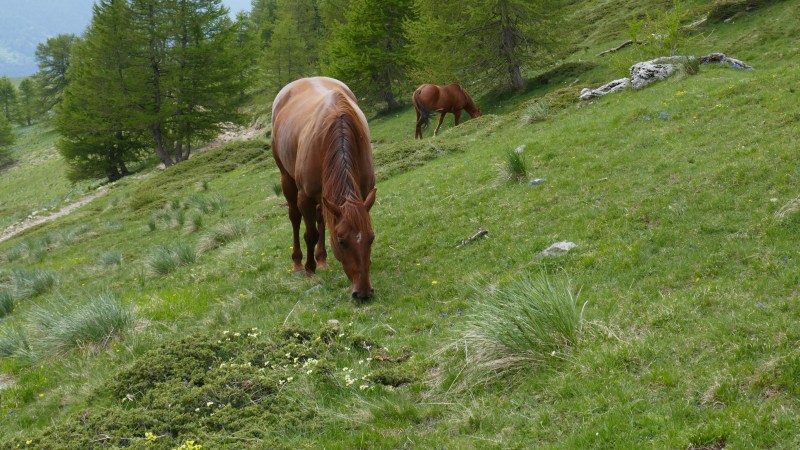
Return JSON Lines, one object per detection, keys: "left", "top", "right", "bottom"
{"left": 454, "top": 110, "right": 462, "bottom": 126}
{"left": 297, "top": 193, "right": 319, "bottom": 274}
{"left": 434, "top": 112, "right": 446, "bottom": 136}
{"left": 315, "top": 204, "right": 328, "bottom": 269}
{"left": 415, "top": 108, "right": 422, "bottom": 139}
{"left": 281, "top": 173, "right": 304, "bottom": 273}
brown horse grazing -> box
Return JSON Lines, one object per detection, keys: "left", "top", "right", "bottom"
{"left": 271, "top": 77, "right": 377, "bottom": 300}
{"left": 412, "top": 83, "right": 481, "bottom": 139}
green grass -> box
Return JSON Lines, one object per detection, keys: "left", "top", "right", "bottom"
{"left": 1, "top": 0, "right": 800, "bottom": 447}
{"left": 0, "top": 290, "right": 14, "bottom": 317}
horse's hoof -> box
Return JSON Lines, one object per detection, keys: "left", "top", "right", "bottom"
{"left": 291, "top": 264, "right": 304, "bottom": 274}
{"left": 317, "top": 261, "right": 329, "bottom": 270}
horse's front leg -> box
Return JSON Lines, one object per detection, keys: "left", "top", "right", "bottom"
{"left": 434, "top": 112, "right": 447, "bottom": 136}
{"left": 315, "top": 204, "right": 328, "bottom": 269}
{"left": 454, "top": 110, "right": 462, "bottom": 126}
{"left": 281, "top": 174, "right": 304, "bottom": 272}
{"left": 297, "top": 193, "right": 319, "bottom": 274}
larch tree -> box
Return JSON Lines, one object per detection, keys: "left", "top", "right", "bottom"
{"left": 17, "top": 79, "right": 40, "bottom": 126}
{"left": 0, "top": 113, "right": 13, "bottom": 166}
{"left": 413, "top": 0, "right": 563, "bottom": 91}
{"left": 34, "top": 34, "right": 79, "bottom": 110}
{"left": 168, "top": 0, "right": 249, "bottom": 162}
{"left": 323, "top": 0, "right": 417, "bottom": 111}
{"left": 259, "top": 0, "right": 323, "bottom": 95}
{"left": 56, "top": 0, "right": 150, "bottom": 183}
{"left": 0, "top": 77, "right": 18, "bottom": 123}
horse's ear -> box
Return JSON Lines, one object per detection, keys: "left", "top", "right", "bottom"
{"left": 364, "top": 188, "right": 377, "bottom": 211}
{"left": 323, "top": 197, "right": 342, "bottom": 218}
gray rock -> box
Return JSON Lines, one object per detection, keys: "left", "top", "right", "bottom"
{"left": 630, "top": 61, "right": 676, "bottom": 89}
{"left": 540, "top": 241, "right": 577, "bottom": 257}
{"left": 529, "top": 178, "right": 545, "bottom": 186}
{"left": 579, "top": 78, "right": 630, "bottom": 100}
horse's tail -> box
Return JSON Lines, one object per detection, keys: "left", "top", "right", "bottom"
{"left": 413, "top": 89, "right": 431, "bottom": 130}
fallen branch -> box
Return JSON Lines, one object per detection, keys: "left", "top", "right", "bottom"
{"left": 456, "top": 229, "right": 489, "bottom": 248}
{"left": 597, "top": 40, "right": 639, "bottom": 57}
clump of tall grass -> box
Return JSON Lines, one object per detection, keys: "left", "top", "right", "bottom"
{"left": 57, "top": 224, "right": 94, "bottom": 246}
{"left": 519, "top": 101, "right": 549, "bottom": 124}
{"left": 0, "top": 290, "right": 14, "bottom": 317}
{"left": 29, "top": 292, "right": 135, "bottom": 356}
{"left": 679, "top": 56, "right": 700, "bottom": 75}
{"left": 199, "top": 220, "right": 249, "bottom": 252}
{"left": 11, "top": 269, "right": 59, "bottom": 299}
{"left": 0, "top": 324, "right": 31, "bottom": 358}
{"left": 187, "top": 213, "right": 203, "bottom": 233}
{"left": 446, "top": 273, "right": 585, "bottom": 388}
{"left": 148, "top": 241, "right": 197, "bottom": 276}
{"left": 97, "top": 250, "right": 123, "bottom": 268}
{"left": 501, "top": 148, "right": 529, "bottom": 182}
{"left": 4, "top": 244, "right": 26, "bottom": 262}
{"left": 272, "top": 181, "right": 283, "bottom": 198}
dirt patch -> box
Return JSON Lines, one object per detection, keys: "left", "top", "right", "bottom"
{"left": 0, "top": 189, "right": 109, "bottom": 244}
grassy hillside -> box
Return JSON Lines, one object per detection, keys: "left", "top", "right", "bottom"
{"left": 2, "top": 0, "right": 800, "bottom": 448}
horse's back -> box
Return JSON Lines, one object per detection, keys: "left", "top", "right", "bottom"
{"left": 271, "top": 77, "right": 370, "bottom": 198}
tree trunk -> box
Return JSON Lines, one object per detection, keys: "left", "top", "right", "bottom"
{"left": 500, "top": 1, "right": 527, "bottom": 90}
{"left": 153, "top": 122, "right": 173, "bottom": 167}
{"left": 384, "top": 90, "right": 401, "bottom": 111}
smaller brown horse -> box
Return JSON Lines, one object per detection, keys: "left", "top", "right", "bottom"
{"left": 412, "top": 83, "right": 481, "bottom": 139}
{"left": 271, "top": 77, "right": 377, "bottom": 300}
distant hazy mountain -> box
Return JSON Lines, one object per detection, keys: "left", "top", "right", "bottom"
{"left": 0, "top": 1, "right": 94, "bottom": 77}
{"left": 0, "top": 0, "right": 251, "bottom": 78}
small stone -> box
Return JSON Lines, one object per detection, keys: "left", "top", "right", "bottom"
{"left": 540, "top": 241, "right": 577, "bottom": 257}
{"left": 529, "top": 178, "right": 545, "bottom": 186}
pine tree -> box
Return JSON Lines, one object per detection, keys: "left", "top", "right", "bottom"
{"left": 17, "top": 79, "right": 40, "bottom": 126}
{"left": 257, "top": 0, "right": 323, "bottom": 96}
{"left": 323, "top": 0, "right": 417, "bottom": 111}
{"left": 56, "top": 0, "right": 150, "bottom": 182}
{"left": 33, "top": 34, "right": 79, "bottom": 110}
{"left": 168, "top": 0, "right": 248, "bottom": 162}
{"left": 0, "top": 114, "right": 13, "bottom": 168}
{"left": 0, "top": 77, "right": 18, "bottom": 123}
{"left": 413, "top": 0, "right": 563, "bottom": 91}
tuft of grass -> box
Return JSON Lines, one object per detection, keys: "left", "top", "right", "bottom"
{"left": 97, "top": 250, "right": 123, "bottom": 268}
{"left": 197, "top": 180, "right": 209, "bottom": 192}
{"left": 4, "top": 244, "right": 26, "bottom": 262}
{"left": 11, "top": 269, "right": 59, "bottom": 299}
{"left": 199, "top": 220, "right": 249, "bottom": 252}
{"left": 30, "top": 292, "right": 135, "bottom": 356}
{"left": 0, "top": 324, "right": 31, "bottom": 358}
{"left": 501, "top": 148, "right": 529, "bottom": 182}
{"left": 679, "top": 56, "right": 701, "bottom": 75}
{"left": 519, "top": 101, "right": 549, "bottom": 124}
{"left": 147, "top": 217, "right": 157, "bottom": 232}
{"left": 272, "top": 181, "right": 283, "bottom": 198}
{"left": 173, "top": 241, "right": 197, "bottom": 265}
{"left": 187, "top": 213, "right": 203, "bottom": 233}
{"left": 453, "top": 273, "right": 584, "bottom": 384}
{"left": 148, "top": 242, "right": 197, "bottom": 276}
{"left": 0, "top": 290, "right": 14, "bottom": 317}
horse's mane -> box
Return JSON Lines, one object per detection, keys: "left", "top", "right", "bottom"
{"left": 318, "top": 90, "right": 372, "bottom": 227}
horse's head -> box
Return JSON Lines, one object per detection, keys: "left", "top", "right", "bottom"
{"left": 324, "top": 188, "right": 377, "bottom": 300}
{"left": 468, "top": 105, "right": 482, "bottom": 119}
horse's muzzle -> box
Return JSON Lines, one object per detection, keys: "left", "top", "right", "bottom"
{"left": 352, "top": 288, "right": 374, "bottom": 300}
